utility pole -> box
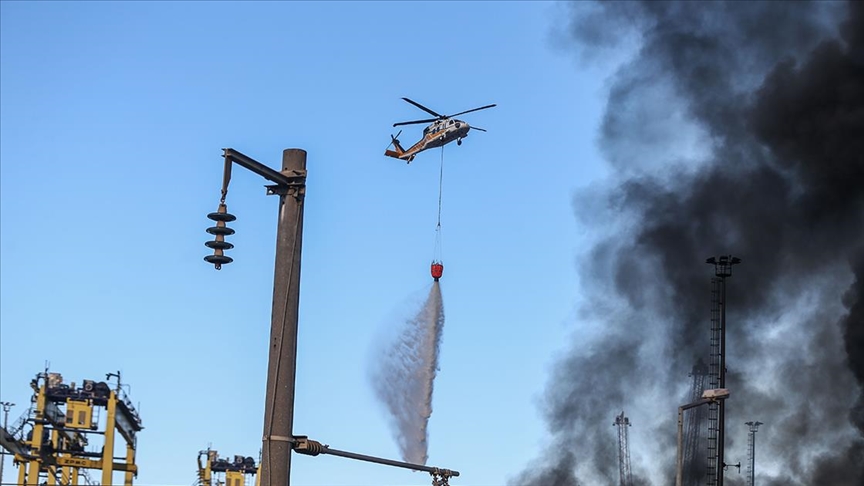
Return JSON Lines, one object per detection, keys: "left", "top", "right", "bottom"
{"left": 203, "top": 149, "right": 463, "bottom": 485}
{"left": 260, "top": 149, "right": 307, "bottom": 486}
{"left": 0, "top": 401, "right": 14, "bottom": 486}
{"left": 745, "top": 421, "right": 763, "bottom": 486}
{"left": 204, "top": 148, "right": 308, "bottom": 486}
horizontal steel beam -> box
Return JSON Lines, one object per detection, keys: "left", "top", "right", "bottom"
{"left": 293, "top": 436, "right": 459, "bottom": 477}
{"left": 325, "top": 446, "right": 459, "bottom": 477}
{"left": 223, "top": 149, "right": 306, "bottom": 187}
{"left": 50, "top": 455, "right": 138, "bottom": 473}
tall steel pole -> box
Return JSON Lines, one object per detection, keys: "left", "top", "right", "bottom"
{"left": 706, "top": 256, "right": 740, "bottom": 486}
{"left": 260, "top": 149, "right": 307, "bottom": 486}
{"left": 0, "top": 401, "right": 13, "bottom": 486}
{"left": 745, "top": 421, "right": 762, "bottom": 486}
{"left": 718, "top": 272, "right": 727, "bottom": 486}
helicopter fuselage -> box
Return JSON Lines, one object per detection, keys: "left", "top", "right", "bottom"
{"left": 421, "top": 118, "right": 470, "bottom": 149}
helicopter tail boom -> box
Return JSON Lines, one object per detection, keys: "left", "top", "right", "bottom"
{"left": 384, "top": 135, "right": 407, "bottom": 159}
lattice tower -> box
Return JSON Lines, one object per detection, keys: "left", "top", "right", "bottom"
{"left": 614, "top": 411, "right": 632, "bottom": 486}
{"left": 684, "top": 359, "right": 709, "bottom": 486}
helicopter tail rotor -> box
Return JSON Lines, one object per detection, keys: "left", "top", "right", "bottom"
{"left": 385, "top": 129, "right": 407, "bottom": 159}
{"left": 386, "top": 130, "right": 403, "bottom": 150}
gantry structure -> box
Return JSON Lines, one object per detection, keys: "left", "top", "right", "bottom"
{"left": 197, "top": 448, "right": 259, "bottom": 486}
{"left": 0, "top": 370, "right": 143, "bottom": 485}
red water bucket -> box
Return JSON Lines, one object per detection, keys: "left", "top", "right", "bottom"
{"left": 431, "top": 262, "right": 444, "bottom": 281}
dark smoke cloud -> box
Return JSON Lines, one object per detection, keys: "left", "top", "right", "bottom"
{"left": 512, "top": 1, "right": 864, "bottom": 484}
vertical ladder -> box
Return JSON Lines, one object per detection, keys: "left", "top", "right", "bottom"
{"left": 746, "top": 428, "right": 755, "bottom": 486}
{"left": 706, "top": 277, "right": 722, "bottom": 486}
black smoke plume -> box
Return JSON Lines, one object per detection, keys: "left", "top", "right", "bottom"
{"left": 512, "top": 2, "right": 864, "bottom": 484}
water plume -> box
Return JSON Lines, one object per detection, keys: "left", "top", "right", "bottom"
{"left": 371, "top": 281, "right": 445, "bottom": 465}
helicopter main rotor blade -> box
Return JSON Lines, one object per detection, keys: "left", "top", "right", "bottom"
{"left": 394, "top": 118, "right": 437, "bottom": 127}
{"left": 449, "top": 104, "right": 497, "bottom": 118}
{"left": 470, "top": 126, "right": 487, "bottom": 132}
{"left": 402, "top": 98, "right": 443, "bottom": 118}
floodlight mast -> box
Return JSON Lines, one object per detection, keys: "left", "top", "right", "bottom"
{"left": 706, "top": 255, "right": 740, "bottom": 486}
{"left": 745, "top": 421, "right": 763, "bottom": 486}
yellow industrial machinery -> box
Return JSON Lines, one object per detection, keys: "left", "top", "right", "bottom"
{"left": 197, "top": 448, "right": 259, "bottom": 486}
{"left": 0, "top": 370, "right": 143, "bottom": 485}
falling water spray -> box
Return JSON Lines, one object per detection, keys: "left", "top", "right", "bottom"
{"left": 372, "top": 282, "right": 446, "bottom": 465}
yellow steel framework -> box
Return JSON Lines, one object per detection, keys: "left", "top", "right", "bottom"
{"left": 0, "top": 371, "right": 143, "bottom": 486}
{"left": 197, "top": 448, "right": 259, "bottom": 486}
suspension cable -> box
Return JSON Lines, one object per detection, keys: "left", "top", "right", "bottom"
{"left": 437, "top": 145, "right": 444, "bottom": 228}
{"left": 433, "top": 146, "right": 444, "bottom": 262}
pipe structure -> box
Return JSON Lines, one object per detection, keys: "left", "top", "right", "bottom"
{"left": 293, "top": 436, "right": 459, "bottom": 478}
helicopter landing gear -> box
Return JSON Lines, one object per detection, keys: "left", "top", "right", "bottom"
{"left": 457, "top": 138, "right": 462, "bottom": 146}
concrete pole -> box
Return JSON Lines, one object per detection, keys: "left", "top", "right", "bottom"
{"left": 260, "top": 149, "right": 307, "bottom": 486}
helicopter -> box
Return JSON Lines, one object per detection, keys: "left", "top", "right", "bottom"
{"left": 384, "top": 98, "right": 496, "bottom": 163}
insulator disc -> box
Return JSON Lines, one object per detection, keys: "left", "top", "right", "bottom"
{"left": 204, "top": 254, "right": 233, "bottom": 265}
{"left": 205, "top": 240, "right": 234, "bottom": 250}
{"left": 206, "top": 226, "right": 235, "bottom": 236}
{"left": 207, "top": 211, "right": 237, "bottom": 222}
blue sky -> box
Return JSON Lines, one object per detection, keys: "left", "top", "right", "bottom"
{"left": 0, "top": 2, "right": 613, "bottom": 485}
